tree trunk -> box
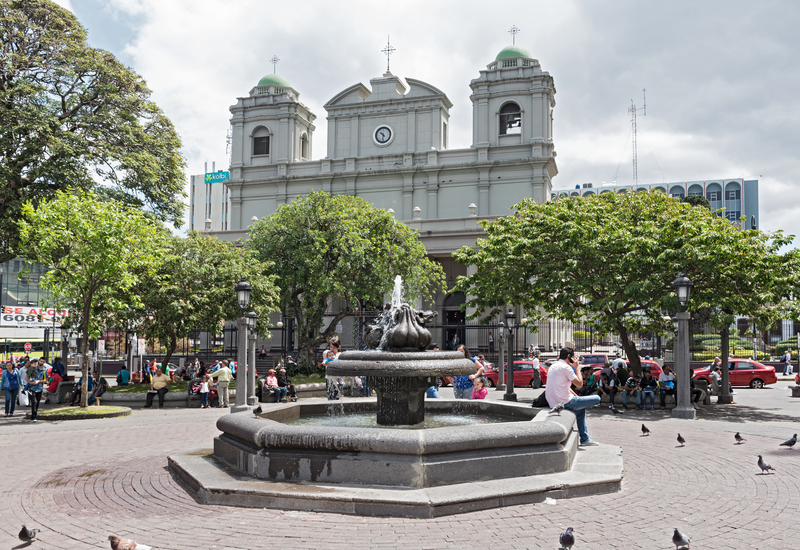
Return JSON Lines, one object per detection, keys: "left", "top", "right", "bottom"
{"left": 617, "top": 323, "right": 642, "bottom": 375}
{"left": 163, "top": 328, "right": 177, "bottom": 367}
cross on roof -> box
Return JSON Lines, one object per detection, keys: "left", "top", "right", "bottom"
{"left": 270, "top": 55, "right": 280, "bottom": 74}
{"left": 381, "top": 35, "right": 395, "bottom": 73}
{"left": 508, "top": 25, "right": 520, "bottom": 45}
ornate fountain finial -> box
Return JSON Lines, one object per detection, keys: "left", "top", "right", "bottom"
{"left": 364, "top": 276, "right": 436, "bottom": 352}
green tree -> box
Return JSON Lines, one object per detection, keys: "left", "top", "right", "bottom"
{"left": 0, "top": 0, "right": 186, "bottom": 263}
{"left": 246, "top": 191, "right": 444, "bottom": 371}
{"left": 120, "top": 231, "right": 279, "bottom": 366}
{"left": 453, "top": 191, "right": 800, "bottom": 375}
{"left": 17, "top": 191, "right": 167, "bottom": 407}
{"left": 682, "top": 194, "right": 711, "bottom": 209}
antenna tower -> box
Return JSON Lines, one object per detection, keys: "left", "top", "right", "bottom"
{"left": 225, "top": 128, "right": 232, "bottom": 164}
{"left": 628, "top": 89, "right": 646, "bottom": 184}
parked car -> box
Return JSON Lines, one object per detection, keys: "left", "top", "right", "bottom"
{"left": 484, "top": 360, "right": 548, "bottom": 389}
{"left": 693, "top": 358, "right": 777, "bottom": 388}
{"left": 578, "top": 354, "right": 609, "bottom": 368}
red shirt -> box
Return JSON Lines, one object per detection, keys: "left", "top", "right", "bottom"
{"left": 47, "top": 373, "right": 62, "bottom": 393}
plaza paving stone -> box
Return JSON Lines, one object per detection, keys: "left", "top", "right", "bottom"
{"left": 2, "top": 387, "right": 800, "bottom": 549}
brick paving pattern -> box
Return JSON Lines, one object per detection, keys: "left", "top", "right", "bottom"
{"left": 1, "top": 402, "right": 799, "bottom": 549}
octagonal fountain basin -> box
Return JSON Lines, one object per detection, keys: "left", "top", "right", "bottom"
{"left": 211, "top": 400, "right": 577, "bottom": 489}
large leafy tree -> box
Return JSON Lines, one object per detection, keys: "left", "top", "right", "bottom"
{"left": 0, "top": 0, "right": 186, "bottom": 262}
{"left": 246, "top": 191, "right": 445, "bottom": 370}
{"left": 120, "top": 231, "right": 279, "bottom": 365}
{"left": 17, "top": 191, "right": 166, "bottom": 407}
{"left": 453, "top": 191, "right": 800, "bottom": 375}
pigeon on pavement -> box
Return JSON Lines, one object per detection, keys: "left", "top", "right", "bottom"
{"left": 735, "top": 432, "right": 746, "bottom": 444}
{"left": 610, "top": 405, "right": 623, "bottom": 415}
{"left": 559, "top": 526, "right": 575, "bottom": 549}
{"left": 548, "top": 403, "right": 564, "bottom": 416}
{"left": 780, "top": 434, "right": 797, "bottom": 449}
{"left": 672, "top": 527, "right": 691, "bottom": 549}
{"left": 19, "top": 525, "right": 39, "bottom": 545}
{"left": 677, "top": 433, "right": 686, "bottom": 447}
{"left": 109, "top": 535, "right": 153, "bottom": 550}
{"left": 757, "top": 455, "right": 775, "bottom": 474}
{"left": 641, "top": 424, "right": 650, "bottom": 436}
{"left": 253, "top": 405, "right": 263, "bottom": 416}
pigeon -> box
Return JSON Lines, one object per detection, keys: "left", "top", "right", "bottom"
{"left": 548, "top": 403, "right": 564, "bottom": 416}
{"left": 610, "top": 405, "right": 623, "bottom": 415}
{"left": 19, "top": 525, "right": 39, "bottom": 545}
{"left": 757, "top": 455, "right": 775, "bottom": 474}
{"left": 677, "top": 433, "right": 686, "bottom": 447}
{"left": 253, "top": 405, "right": 263, "bottom": 416}
{"left": 735, "top": 432, "right": 746, "bottom": 444}
{"left": 780, "top": 434, "right": 797, "bottom": 449}
{"left": 672, "top": 527, "right": 691, "bottom": 549}
{"left": 559, "top": 526, "right": 575, "bottom": 549}
{"left": 641, "top": 423, "right": 650, "bottom": 436}
{"left": 109, "top": 535, "right": 152, "bottom": 550}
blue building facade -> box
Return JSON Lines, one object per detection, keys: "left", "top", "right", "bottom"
{"left": 552, "top": 178, "right": 759, "bottom": 229}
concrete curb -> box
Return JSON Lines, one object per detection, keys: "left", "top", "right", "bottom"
{"left": 26, "top": 407, "right": 132, "bottom": 421}
{"left": 168, "top": 441, "right": 623, "bottom": 518}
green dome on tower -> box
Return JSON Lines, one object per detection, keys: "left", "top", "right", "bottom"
{"left": 257, "top": 73, "right": 292, "bottom": 88}
{"left": 495, "top": 45, "right": 533, "bottom": 60}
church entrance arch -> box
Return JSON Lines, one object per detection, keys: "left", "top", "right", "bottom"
{"left": 443, "top": 291, "right": 466, "bottom": 350}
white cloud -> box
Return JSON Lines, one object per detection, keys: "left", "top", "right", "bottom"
{"left": 69, "top": 0, "right": 800, "bottom": 238}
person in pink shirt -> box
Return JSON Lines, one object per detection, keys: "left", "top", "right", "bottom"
{"left": 471, "top": 377, "right": 488, "bottom": 399}
{"left": 266, "top": 369, "right": 287, "bottom": 402}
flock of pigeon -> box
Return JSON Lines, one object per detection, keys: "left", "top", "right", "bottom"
{"left": 17, "top": 527, "right": 150, "bottom": 549}
{"left": 548, "top": 406, "right": 799, "bottom": 549}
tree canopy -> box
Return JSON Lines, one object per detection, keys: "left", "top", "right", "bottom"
{"left": 120, "top": 231, "right": 279, "bottom": 365}
{"left": 246, "top": 191, "right": 444, "bottom": 370}
{"left": 17, "top": 191, "right": 166, "bottom": 406}
{"left": 0, "top": 0, "right": 186, "bottom": 262}
{"left": 453, "top": 191, "right": 800, "bottom": 374}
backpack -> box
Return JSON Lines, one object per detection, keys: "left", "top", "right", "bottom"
{"left": 531, "top": 392, "right": 550, "bottom": 408}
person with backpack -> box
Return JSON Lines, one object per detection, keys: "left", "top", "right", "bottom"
{"left": 2, "top": 361, "right": 21, "bottom": 417}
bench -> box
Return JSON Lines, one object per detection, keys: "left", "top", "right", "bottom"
{"left": 599, "top": 384, "right": 709, "bottom": 408}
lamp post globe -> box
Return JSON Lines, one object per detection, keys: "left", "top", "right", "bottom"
{"left": 247, "top": 311, "right": 258, "bottom": 331}
{"left": 672, "top": 273, "right": 693, "bottom": 312}
{"left": 235, "top": 278, "right": 252, "bottom": 313}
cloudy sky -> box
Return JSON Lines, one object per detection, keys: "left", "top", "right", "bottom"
{"left": 57, "top": 0, "right": 800, "bottom": 238}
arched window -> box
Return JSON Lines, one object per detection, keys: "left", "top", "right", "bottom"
{"left": 300, "top": 133, "right": 308, "bottom": 160}
{"left": 252, "top": 126, "right": 270, "bottom": 156}
{"left": 499, "top": 102, "right": 521, "bottom": 135}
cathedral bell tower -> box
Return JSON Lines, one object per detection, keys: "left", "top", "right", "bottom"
{"left": 469, "top": 45, "right": 556, "bottom": 162}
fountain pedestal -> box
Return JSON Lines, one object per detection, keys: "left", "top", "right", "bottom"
{"left": 367, "top": 376, "right": 431, "bottom": 425}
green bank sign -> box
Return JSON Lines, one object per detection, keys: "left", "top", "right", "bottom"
{"left": 205, "top": 171, "right": 229, "bottom": 184}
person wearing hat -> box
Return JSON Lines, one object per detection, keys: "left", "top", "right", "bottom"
{"left": 266, "top": 369, "right": 288, "bottom": 403}
{"left": 207, "top": 360, "right": 232, "bottom": 407}
{"left": 276, "top": 367, "right": 296, "bottom": 402}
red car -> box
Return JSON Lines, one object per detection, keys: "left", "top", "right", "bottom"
{"left": 484, "top": 360, "right": 548, "bottom": 389}
{"left": 693, "top": 358, "right": 776, "bottom": 388}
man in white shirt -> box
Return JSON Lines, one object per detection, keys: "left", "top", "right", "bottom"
{"left": 783, "top": 349, "right": 793, "bottom": 376}
{"left": 611, "top": 353, "right": 626, "bottom": 374}
{"left": 545, "top": 347, "right": 601, "bottom": 446}
{"left": 658, "top": 365, "right": 676, "bottom": 409}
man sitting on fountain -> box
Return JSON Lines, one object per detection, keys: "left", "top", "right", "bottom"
{"left": 544, "top": 347, "right": 601, "bottom": 446}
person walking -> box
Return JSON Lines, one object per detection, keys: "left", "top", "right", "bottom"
{"left": 783, "top": 348, "right": 793, "bottom": 376}
{"left": 2, "top": 362, "right": 20, "bottom": 417}
{"left": 207, "top": 360, "right": 232, "bottom": 407}
{"left": 544, "top": 347, "right": 601, "bottom": 446}
{"left": 27, "top": 361, "right": 46, "bottom": 422}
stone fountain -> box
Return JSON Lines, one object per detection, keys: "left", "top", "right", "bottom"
{"left": 327, "top": 276, "right": 475, "bottom": 425}
{"left": 168, "top": 277, "right": 623, "bottom": 517}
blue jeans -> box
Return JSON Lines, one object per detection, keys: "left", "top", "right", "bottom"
{"left": 642, "top": 390, "right": 655, "bottom": 407}
{"left": 4, "top": 388, "right": 18, "bottom": 415}
{"left": 272, "top": 386, "right": 288, "bottom": 402}
{"left": 621, "top": 389, "right": 641, "bottom": 407}
{"left": 784, "top": 363, "right": 793, "bottom": 376}
{"left": 564, "top": 395, "right": 601, "bottom": 443}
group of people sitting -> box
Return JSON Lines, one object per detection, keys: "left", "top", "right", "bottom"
{"left": 579, "top": 360, "right": 703, "bottom": 410}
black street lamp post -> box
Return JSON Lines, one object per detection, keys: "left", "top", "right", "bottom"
{"left": 504, "top": 309, "right": 517, "bottom": 402}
